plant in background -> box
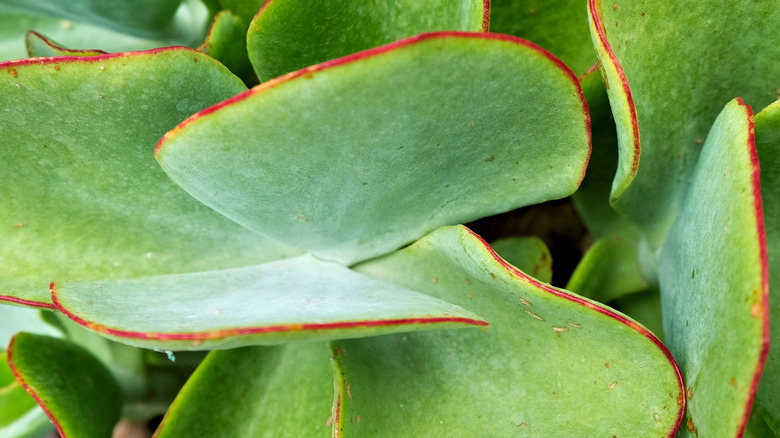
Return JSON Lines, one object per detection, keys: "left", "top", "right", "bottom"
{"left": 0, "top": 0, "right": 778, "bottom": 437}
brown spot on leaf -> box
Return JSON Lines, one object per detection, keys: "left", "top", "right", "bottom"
{"left": 346, "top": 381, "right": 352, "bottom": 399}
{"left": 687, "top": 418, "right": 695, "bottom": 432}
{"left": 568, "top": 322, "right": 582, "bottom": 328}
{"left": 751, "top": 302, "right": 763, "bottom": 319}
{"left": 8, "top": 69, "right": 17, "bottom": 78}
{"left": 54, "top": 66, "right": 60, "bottom": 71}
{"left": 520, "top": 298, "right": 531, "bottom": 306}
{"left": 431, "top": 277, "right": 438, "bottom": 283}
{"left": 464, "top": 279, "right": 470, "bottom": 286}
{"left": 730, "top": 377, "right": 738, "bottom": 388}
{"left": 608, "top": 382, "right": 617, "bottom": 389}
{"left": 613, "top": 2, "right": 618, "bottom": 10}
{"left": 687, "top": 388, "right": 693, "bottom": 400}
{"left": 552, "top": 326, "right": 569, "bottom": 333}
{"left": 605, "top": 363, "right": 610, "bottom": 368}
{"left": 485, "top": 155, "right": 495, "bottom": 162}
{"left": 356, "top": 415, "right": 360, "bottom": 423}
{"left": 524, "top": 310, "right": 544, "bottom": 321}
{"left": 14, "top": 223, "right": 24, "bottom": 228}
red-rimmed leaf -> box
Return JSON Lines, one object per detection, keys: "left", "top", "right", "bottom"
{"left": 156, "top": 32, "right": 591, "bottom": 265}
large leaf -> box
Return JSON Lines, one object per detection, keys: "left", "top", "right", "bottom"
{"left": 7, "top": 333, "right": 123, "bottom": 438}
{"left": 0, "top": 47, "right": 300, "bottom": 308}
{"left": 247, "top": 0, "right": 488, "bottom": 81}
{"left": 155, "top": 342, "right": 333, "bottom": 437}
{"left": 753, "top": 98, "right": 780, "bottom": 433}
{"left": 156, "top": 32, "right": 591, "bottom": 265}
{"left": 490, "top": 0, "right": 596, "bottom": 75}
{"left": 52, "top": 254, "right": 486, "bottom": 351}
{"left": 658, "top": 98, "right": 768, "bottom": 437}
{"left": 588, "top": 0, "right": 780, "bottom": 245}
{"left": 332, "top": 225, "right": 684, "bottom": 436}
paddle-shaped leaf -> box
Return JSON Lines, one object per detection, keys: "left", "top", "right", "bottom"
{"left": 753, "top": 99, "right": 780, "bottom": 432}
{"left": 658, "top": 98, "right": 768, "bottom": 437}
{"left": 155, "top": 343, "right": 333, "bottom": 437}
{"left": 0, "top": 47, "right": 299, "bottom": 308}
{"left": 7, "top": 333, "right": 122, "bottom": 438}
{"left": 331, "top": 225, "right": 684, "bottom": 436}
{"left": 588, "top": 0, "right": 780, "bottom": 245}
{"left": 156, "top": 32, "right": 591, "bottom": 265}
{"left": 52, "top": 254, "right": 487, "bottom": 351}
{"left": 247, "top": 0, "right": 488, "bottom": 81}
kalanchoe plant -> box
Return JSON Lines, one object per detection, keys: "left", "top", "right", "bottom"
{"left": 0, "top": 0, "right": 778, "bottom": 437}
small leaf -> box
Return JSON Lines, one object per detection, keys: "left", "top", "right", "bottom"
{"left": 658, "top": 98, "right": 768, "bottom": 437}
{"left": 332, "top": 225, "right": 684, "bottom": 436}
{"left": 157, "top": 32, "right": 590, "bottom": 264}
{"left": 198, "top": 10, "right": 254, "bottom": 84}
{"left": 489, "top": 236, "right": 552, "bottom": 283}
{"left": 52, "top": 254, "right": 487, "bottom": 351}
{"left": 248, "top": 0, "right": 488, "bottom": 80}
{"left": 7, "top": 333, "right": 123, "bottom": 438}
{"left": 0, "top": 47, "right": 299, "bottom": 308}
{"left": 25, "top": 30, "right": 106, "bottom": 57}
{"left": 155, "top": 343, "right": 333, "bottom": 437}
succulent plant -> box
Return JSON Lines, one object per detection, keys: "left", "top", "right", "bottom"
{"left": 1, "top": 0, "right": 778, "bottom": 437}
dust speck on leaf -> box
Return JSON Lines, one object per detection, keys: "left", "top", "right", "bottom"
{"left": 432, "top": 277, "right": 438, "bottom": 283}
{"left": 653, "top": 413, "right": 661, "bottom": 422}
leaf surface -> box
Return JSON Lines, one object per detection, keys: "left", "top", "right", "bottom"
{"left": 7, "top": 333, "right": 123, "bottom": 438}
{"left": 247, "top": 0, "right": 488, "bottom": 81}
{"left": 658, "top": 98, "right": 768, "bottom": 437}
{"left": 25, "top": 31, "right": 106, "bottom": 57}
{"left": 198, "top": 10, "right": 253, "bottom": 84}
{"left": 157, "top": 33, "right": 591, "bottom": 265}
{"left": 489, "top": 236, "right": 552, "bottom": 284}
{"left": 155, "top": 343, "right": 333, "bottom": 438}
{"left": 52, "top": 254, "right": 486, "bottom": 351}
{"left": 588, "top": 0, "right": 780, "bottom": 245}
{"left": 332, "top": 225, "right": 684, "bottom": 436}
{"left": 0, "top": 47, "right": 300, "bottom": 308}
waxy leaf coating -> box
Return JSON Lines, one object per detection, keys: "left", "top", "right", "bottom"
{"left": 157, "top": 32, "right": 591, "bottom": 265}
{"left": 52, "top": 254, "right": 487, "bottom": 351}
{"left": 0, "top": 47, "right": 299, "bottom": 307}
{"left": 659, "top": 98, "right": 768, "bottom": 437}
{"left": 333, "top": 225, "right": 684, "bottom": 436}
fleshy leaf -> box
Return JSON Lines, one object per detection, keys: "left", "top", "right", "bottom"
{"left": 0, "top": 305, "right": 60, "bottom": 348}
{"left": 489, "top": 236, "right": 552, "bottom": 283}
{"left": 489, "top": 0, "right": 596, "bottom": 75}
{"left": 588, "top": 0, "right": 780, "bottom": 245}
{"left": 0, "top": 47, "right": 300, "bottom": 308}
{"left": 331, "top": 225, "right": 684, "bottom": 436}
{"left": 0, "top": 352, "right": 39, "bottom": 428}
{"left": 198, "top": 10, "right": 253, "bottom": 84}
{"left": 217, "top": 0, "right": 263, "bottom": 25}
{"left": 156, "top": 32, "right": 591, "bottom": 265}
{"left": 52, "top": 254, "right": 487, "bottom": 351}
{"left": 155, "top": 343, "right": 333, "bottom": 437}
{"left": 753, "top": 98, "right": 780, "bottom": 432}
{"left": 25, "top": 30, "right": 106, "bottom": 57}
{"left": 247, "top": 0, "right": 488, "bottom": 81}
{"left": 658, "top": 98, "right": 768, "bottom": 437}
{"left": 7, "top": 333, "right": 123, "bottom": 438}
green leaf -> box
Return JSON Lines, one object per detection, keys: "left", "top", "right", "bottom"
{"left": 0, "top": 47, "right": 300, "bottom": 308}
{"left": 489, "top": 236, "right": 552, "bottom": 284}
{"left": 247, "top": 0, "right": 487, "bottom": 81}
{"left": 489, "top": 0, "right": 596, "bottom": 75}
{"left": 0, "top": 305, "right": 60, "bottom": 349}
{"left": 658, "top": 98, "right": 768, "bottom": 437}
{"left": 0, "top": 352, "right": 39, "bottom": 427}
{"left": 217, "top": 0, "right": 263, "bottom": 25}
{"left": 588, "top": 0, "right": 780, "bottom": 245}
{"left": 25, "top": 30, "right": 106, "bottom": 57}
{"left": 566, "top": 236, "right": 650, "bottom": 303}
{"left": 156, "top": 343, "right": 333, "bottom": 437}
{"left": 157, "top": 33, "right": 591, "bottom": 265}
{"left": 753, "top": 98, "right": 780, "bottom": 433}
{"left": 198, "top": 10, "right": 254, "bottom": 84}
{"left": 7, "top": 333, "right": 123, "bottom": 438}
{"left": 332, "top": 225, "right": 684, "bottom": 436}
{"left": 52, "top": 254, "right": 487, "bottom": 351}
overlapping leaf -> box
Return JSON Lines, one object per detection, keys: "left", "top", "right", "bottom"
{"left": 753, "top": 99, "right": 780, "bottom": 433}
{"left": 157, "top": 32, "right": 591, "bottom": 265}
{"left": 658, "top": 98, "right": 768, "bottom": 437}
{"left": 0, "top": 47, "right": 299, "bottom": 308}
{"left": 155, "top": 343, "right": 333, "bottom": 437}
{"left": 7, "top": 333, "right": 123, "bottom": 438}
{"left": 247, "top": 0, "right": 488, "bottom": 81}
{"left": 332, "top": 225, "right": 684, "bottom": 436}
{"left": 588, "top": 0, "right": 780, "bottom": 245}
{"left": 52, "top": 254, "right": 486, "bottom": 350}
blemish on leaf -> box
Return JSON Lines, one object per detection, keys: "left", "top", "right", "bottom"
{"left": 296, "top": 215, "right": 309, "bottom": 222}
{"left": 568, "top": 322, "right": 582, "bottom": 328}
{"left": 605, "top": 363, "right": 610, "bottom": 368}
{"left": 653, "top": 413, "right": 661, "bottom": 422}
{"left": 14, "top": 83, "right": 20, "bottom": 87}
{"left": 356, "top": 415, "right": 360, "bottom": 423}
{"left": 608, "top": 382, "right": 617, "bottom": 389}
{"left": 8, "top": 69, "right": 17, "bottom": 78}
{"left": 520, "top": 298, "right": 531, "bottom": 306}
{"left": 686, "top": 388, "right": 693, "bottom": 400}
{"left": 751, "top": 302, "right": 762, "bottom": 319}
{"left": 524, "top": 310, "right": 544, "bottom": 321}
{"left": 346, "top": 381, "right": 352, "bottom": 399}
{"left": 99, "top": 66, "right": 104, "bottom": 71}
{"left": 518, "top": 422, "right": 527, "bottom": 427}
{"left": 326, "top": 416, "right": 334, "bottom": 426}
{"left": 61, "top": 20, "right": 72, "bottom": 29}
{"left": 464, "top": 279, "right": 470, "bottom": 286}
{"left": 14, "top": 223, "right": 24, "bottom": 228}
{"left": 686, "top": 418, "right": 695, "bottom": 432}
{"left": 489, "top": 273, "right": 496, "bottom": 279}
{"left": 432, "top": 277, "right": 438, "bottom": 283}
{"left": 613, "top": 3, "right": 618, "bottom": 10}
{"left": 730, "top": 377, "right": 738, "bottom": 388}
{"left": 485, "top": 155, "right": 495, "bottom": 162}
{"left": 552, "top": 326, "right": 568, "bottom": 333}
{"left": 54, "top": 66, "right": 60, "bottom": 71}
{"left": 191, "top": 339, "right": 204, "bottom": 347}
